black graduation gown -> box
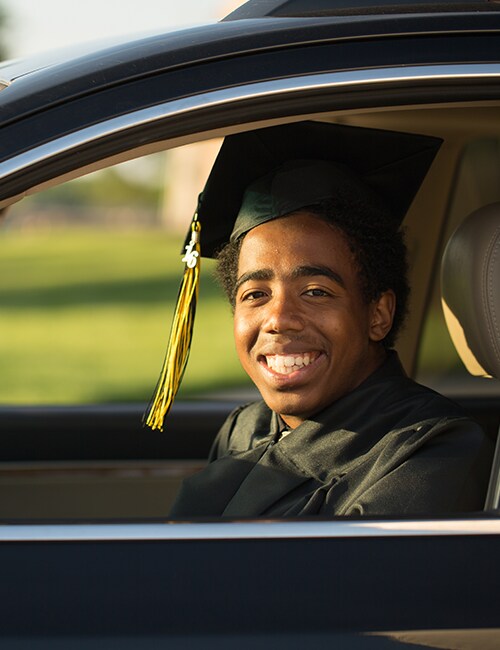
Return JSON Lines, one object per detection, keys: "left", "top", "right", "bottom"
{"left": 169, "top": 353, "right": 493, "bottom": 518}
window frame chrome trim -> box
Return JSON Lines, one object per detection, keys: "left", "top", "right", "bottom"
{"left": 1, "top": 519, "right": 500, "bottom": 542}
{"left": 1, "top": 62, "right": 500, "bottom": 199}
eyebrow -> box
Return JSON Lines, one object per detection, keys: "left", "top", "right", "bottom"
{"left": 235, "top": 265, "right": 345, "bottom": 294}
{"left": 292, "top": 265, "right": 346, "bottom": 288}
{"left": 235, "top": 269, "right": 274, "bottom": 294}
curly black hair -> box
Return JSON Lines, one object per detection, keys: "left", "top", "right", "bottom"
{"left": 215, "top": 196, "right": 409, "bottom": 349}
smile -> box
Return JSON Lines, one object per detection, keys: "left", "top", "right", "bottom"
{"left": 264, "top": 352, "right": 320, "bottom": 375}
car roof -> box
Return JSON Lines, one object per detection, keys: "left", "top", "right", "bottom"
{"left": 1, "top": 2, "right": 500, "bottom": 124}
{"left": 224, "top": 0, "right": 500, "bottom": 19}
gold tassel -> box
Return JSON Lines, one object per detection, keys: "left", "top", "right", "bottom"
{"left": 144, "top": 216, "right": 201, "bottom": 431}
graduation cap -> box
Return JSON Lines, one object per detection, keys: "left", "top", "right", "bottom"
{"left": 145, "top": 121, "right": 442, "bottom": 431}
{"left": 198, "top": 120, "right": 442, "bottom": 257}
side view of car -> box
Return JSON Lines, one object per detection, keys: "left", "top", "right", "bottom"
{"left": 1, "top": 0, "right": 500, "bottom": 646}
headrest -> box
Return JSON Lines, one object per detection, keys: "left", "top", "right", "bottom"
{"left": 441, "top": 203, "right": 500, "bottom": 379}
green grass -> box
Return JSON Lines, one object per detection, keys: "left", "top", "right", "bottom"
{"left": 0, "top": 229, "right": 252, "bottom": 404}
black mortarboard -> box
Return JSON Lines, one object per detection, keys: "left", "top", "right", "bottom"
{"left": 196, "top": 120, "right": 442, "bottom": 257}
{"left": 146, "top": 120, "right": 442, "bottom": 431}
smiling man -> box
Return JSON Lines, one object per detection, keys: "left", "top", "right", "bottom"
{"left": 168, "top": 122, "right": 492, "bottom": 518}
{"left": 232, "top": 210, "right": 393, "bottom": 429}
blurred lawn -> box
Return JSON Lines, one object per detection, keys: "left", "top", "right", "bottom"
{"left": 0, "top": 229, "right": 252, "bottom": 404}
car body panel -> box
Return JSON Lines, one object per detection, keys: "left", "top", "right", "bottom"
{"left": 1, "top": 521, "right": 500, "bottom": 645}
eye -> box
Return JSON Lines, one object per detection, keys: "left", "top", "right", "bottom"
{"left": 240, "top": 289, "right": 268, "bottom": 302}
{"left": 304, "top": 288, "right": 330, "bottom": 297}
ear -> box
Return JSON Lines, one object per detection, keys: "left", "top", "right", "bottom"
{"left": 369, "top": 290, "right": 396, "bottom": 342}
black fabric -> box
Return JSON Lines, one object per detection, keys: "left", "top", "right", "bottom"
{"left": 169, "top": 353, "right": 493, "bottom": 518}
{"left": 229, "top": 159, "right": 385, "bottom": 243}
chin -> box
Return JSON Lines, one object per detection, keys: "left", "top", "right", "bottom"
{"left": 264, "top": 394, "right": 320, "bottom": 421}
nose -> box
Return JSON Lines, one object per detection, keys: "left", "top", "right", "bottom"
{"left": 262, "top": 290, "right": 304, "bottom": 334}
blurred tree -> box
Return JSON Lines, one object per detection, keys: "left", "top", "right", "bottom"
{"left": 0, "top": 2, "right": 8, "bottom": 61}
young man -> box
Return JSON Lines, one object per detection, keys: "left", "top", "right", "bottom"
{"left": 167, "top": 123, "right": 492, "bottom": 517}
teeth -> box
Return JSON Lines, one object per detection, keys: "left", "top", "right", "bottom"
{"left": 266, "top": 353, "right": 315, "bottom": 374}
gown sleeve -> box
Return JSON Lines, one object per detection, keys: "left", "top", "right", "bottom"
{"left": 334, "top": 417, "right": 493, "bottom": 516}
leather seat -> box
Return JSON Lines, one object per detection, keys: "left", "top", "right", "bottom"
{"left": 441, "top": 202, "right": 500, "bottom": 510}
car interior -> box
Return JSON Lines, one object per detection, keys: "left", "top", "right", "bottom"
{"left": 2, "top": 104, "right": 500, "bottom": 521}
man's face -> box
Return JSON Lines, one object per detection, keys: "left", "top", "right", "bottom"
{"left": 233, "top": 212, "right": 394, "bottom": 428}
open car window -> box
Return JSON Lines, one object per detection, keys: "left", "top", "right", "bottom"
{"left": 0, "top": 123, "right": 498, "bottom": 521}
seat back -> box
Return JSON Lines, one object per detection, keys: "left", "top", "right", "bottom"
{"left": 441, "top": 202, "right": 500, "bottom": 509}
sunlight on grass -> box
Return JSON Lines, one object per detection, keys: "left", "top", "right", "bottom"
{"left": 0, "top": 230, "right": 252, "bottom": 404}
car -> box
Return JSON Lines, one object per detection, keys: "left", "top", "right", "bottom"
{"left": 0, "top": 0, "right": 500, "bottom": 646}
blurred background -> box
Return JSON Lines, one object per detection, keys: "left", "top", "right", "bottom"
{"left": 0, "top": 0, "right": 237, "bottom": 58}
{"left": 0, "top": 0, "right": 257, "bottom": 405}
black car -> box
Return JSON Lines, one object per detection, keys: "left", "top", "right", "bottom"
{"left": 0, "top": 0, "right": 500, "bottom": 647}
